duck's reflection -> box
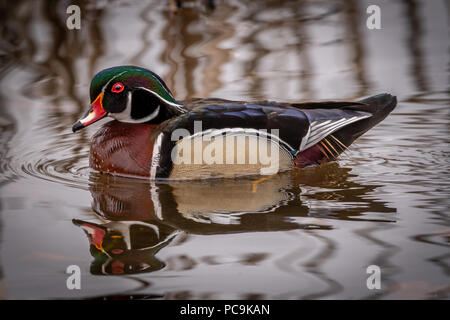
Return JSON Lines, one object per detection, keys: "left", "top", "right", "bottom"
{"left": 74, "top": 164, "right": 395, "bottom": 276}
{"left": 73, "top": 219, "right": 176, "bottom": 275}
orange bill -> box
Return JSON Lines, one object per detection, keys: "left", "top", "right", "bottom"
{"left": 72, "top": 93, "right": 107, "bottom": 132}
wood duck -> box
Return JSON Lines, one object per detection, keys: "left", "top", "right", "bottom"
{"left": 73, "top": 218, "right": 175, "bottom": 275}
{"left": 72, "top": 65, "right": 397, "bottom": 180}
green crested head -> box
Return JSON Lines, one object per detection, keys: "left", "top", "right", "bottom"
{"left": 73, "top": 65, "right": 186, "bottom": 132}
{"left": 89, "top": 65, "right": 177, "bottom": 104}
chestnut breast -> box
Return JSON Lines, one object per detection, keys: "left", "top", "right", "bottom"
{"left": 90, "top": 120, "right": 157, "bottom": 178}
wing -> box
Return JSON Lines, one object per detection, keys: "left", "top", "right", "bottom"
{"left": 158, "top": 103, "right": 311, "bottom": 150}
{"left": 180, "top": 98, "right": 366, "bottom": 111}
{"left": 150, "top": 103, "right": 372, "bottom": 178}
{"left": 152, "top": 104, "right": 307, "bottom": 178}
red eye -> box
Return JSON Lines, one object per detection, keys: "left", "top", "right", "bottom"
{"left": 111, "top": 82, "right": 124, "bottom": 93}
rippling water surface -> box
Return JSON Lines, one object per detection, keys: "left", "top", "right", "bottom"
{"left": 0, "top": 0, "right": 448, "bottom": 299}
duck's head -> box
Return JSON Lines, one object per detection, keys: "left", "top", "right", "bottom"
{"left": 72, "top": 66, "right": 185, "bottom": 132}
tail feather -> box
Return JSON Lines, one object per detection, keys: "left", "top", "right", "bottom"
{"left": 294, "top": 93, "right": 397, "bottom": 167}
{"left": 333, "top": 93, "right": 397, "bottom": 147}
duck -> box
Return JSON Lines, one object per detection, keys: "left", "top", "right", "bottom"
{"left": 72, "top": 65, "right": 397, "bottom": 180}
{"left": 73, "top": 218, "right": 174, "bottom": 275}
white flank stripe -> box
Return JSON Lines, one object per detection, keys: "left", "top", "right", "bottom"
{"left": 150, "top": 133, "right": 163, "bottom": 180}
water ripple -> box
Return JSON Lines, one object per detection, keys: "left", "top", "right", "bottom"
{"left": 0, "top": 115, "right": 92, "bottom": 190}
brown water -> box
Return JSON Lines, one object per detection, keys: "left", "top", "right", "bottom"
{"left": 0, "top": 0, "right": 448, "bottom": 299}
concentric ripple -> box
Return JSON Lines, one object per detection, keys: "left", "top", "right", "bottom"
{"left": 0, "top": 114, "right": 92, "bottom": 190}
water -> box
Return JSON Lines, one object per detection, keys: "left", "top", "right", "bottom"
{"left": 0, "top": 0, "right": 448, "bottom": 299}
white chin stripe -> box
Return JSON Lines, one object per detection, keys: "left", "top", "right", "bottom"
{"left": 130, "top": 105, "right": 160, "bottom": 123}
{"left": 109, "top": 91, "right": 132, "bottom": 122}
{"left": 110, "top": 91, "right": 161, "bottom": 123}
